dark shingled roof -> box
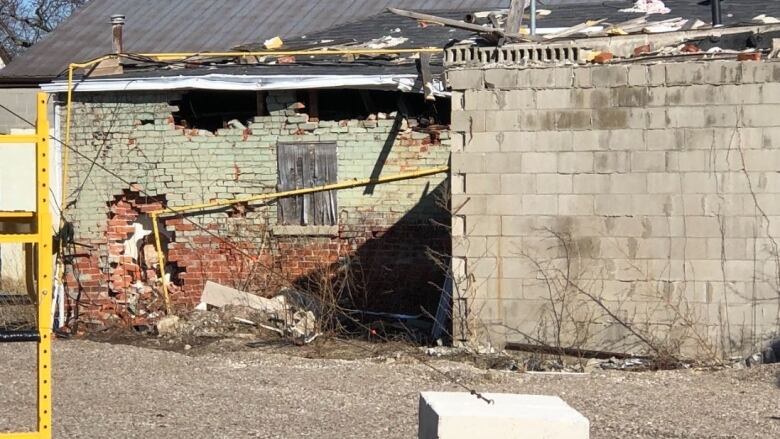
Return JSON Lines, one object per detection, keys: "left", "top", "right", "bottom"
{"left": 0, "top": 0, "right": 509, "bottom": 81}
{"left": 5, "top": 0, "right": 780, "bottom": 82}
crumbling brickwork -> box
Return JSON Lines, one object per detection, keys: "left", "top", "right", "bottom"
{"left": 62, "top": 90, "right": 450, "bottom": 327}
{"left": 448, "top": 60, "right": 780, "bottom": 358}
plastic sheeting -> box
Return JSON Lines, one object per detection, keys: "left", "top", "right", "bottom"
{"left": 42, "top": 74, "right": 448, "bottom": 95}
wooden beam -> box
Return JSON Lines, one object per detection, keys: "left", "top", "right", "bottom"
{"left": 256, "top": 91, "right": 266, "bottom": 116}
{"left": 308, "top": 90, "right": 319, "bottom": 121}
{"left": 387, "top": 7, "right": 539, "bottom": 43}
{"left": 505, "top": 0, "right": 527, "bottom": 35}
{"left": 417, "top": 52, "right": 434, "bottom": 101}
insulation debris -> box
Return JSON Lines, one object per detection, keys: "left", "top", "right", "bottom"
{"left": 196, "top": 281, "right": 320, "bottom": 343}
{"left": 363, "top": 36, "right": 409, "bottom": 49}
{"left": 263, "top": 36, "right": 284, "bottom": 50}
{"left": 620, "top": 0, "right": 671, "bottom": 15}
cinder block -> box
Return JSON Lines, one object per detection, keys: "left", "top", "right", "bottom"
{"left": 466, "top": 174, "right": 501, "bottom": 194}
{"left": 536, "top": 89, "right": 571, "bottom": 109}
{"left": 522, "top": 194, "right": 558, "bottom": 215}
{"left": 418, "top": 392, "right": 589, "bottom": 439}
{"left": 536, "top": 174, "right": 573, "bottom": 194}
{"left": 558, "top": 152, "right": 594, "bottom": 173}
{"left": 520, "top": 152, "right": 558, "bottom": 173}
{"left": 741, "top": 105, "right": 780, "bottom": 127}
{"left": 447, "top": 69, "right": 485, "bottom": 90}
{"left": 484, "top": 68, "right": 519, "bottom": 89}
{"left": 486, "top": 152, "right": 523, "bottom": 174}
{"left": 631, "top": 151, "right": 666, "bottom": 172}
{"left": 501, "top": 173, "right": 537, "bottom": 194}
{"left": 591, "top": 65, "right": 628, "bottom": 88}
{"left": 594, "top": 151, "right": 628, "bottom": 173}
{"left": 609, "top": 174, "right": 646, "bottom": 193}
{"left": 558, "top": 194, "right": 594, "bottom": 215}
{"left": 500, "top": 131, "right": 536, "bottom": 152}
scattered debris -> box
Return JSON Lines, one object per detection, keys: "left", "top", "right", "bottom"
{"left": 263, "top": 36, "right": 283, "bottom": 50}
{"left": 620, "top": 0, "right": 671, "bottom": 15}
{"left": 737, "top": 51, "right": 762, "bottom": 61}
{"left": 195, "top": 282, "right": 320, "bottom": 344}
{"left": 156, "top": 315, "right": 181, "bottom": 336}
{"left": 363, "top": 36, "right": 408, "bottom": 49}
{"left": 753, "top": 14, "right": 780, "bottom": 24}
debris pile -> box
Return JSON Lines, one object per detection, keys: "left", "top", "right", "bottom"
{"left": 155, "top": 281, "right": 321, "bottom": 344}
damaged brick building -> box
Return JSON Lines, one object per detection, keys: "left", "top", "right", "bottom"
{"left": 36, "top": 8, "right": 486, "bottom": 328}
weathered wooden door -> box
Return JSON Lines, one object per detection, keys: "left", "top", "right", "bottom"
{"left": 277, "top": 142, "right": 337, "bottom": 225}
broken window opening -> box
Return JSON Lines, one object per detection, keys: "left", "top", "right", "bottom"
{"left": 277, "top": 142, "right": 337, "bottom": 226}
{"left": 309, "top": 90, "right": 451, "bottom": 124}
{"left": 171, "top": 90, "right": 258, "bottom": 132}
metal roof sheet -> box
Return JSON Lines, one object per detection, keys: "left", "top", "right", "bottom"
{"left": 0, "top": 0, "right": 510, "bottom": 80}
{"left": 3, "top": 0, "right": 778, "bottom": 81}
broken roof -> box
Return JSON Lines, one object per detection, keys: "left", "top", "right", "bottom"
{"left": 0, "top": 0, "right": 510, "bottom": 82}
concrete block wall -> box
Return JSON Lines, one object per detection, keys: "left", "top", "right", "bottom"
{"left": 62, "top": 90, "right": 450, "bottom": 327}
{"left": 448, "top": 60, "right": 780, "bottom": 359}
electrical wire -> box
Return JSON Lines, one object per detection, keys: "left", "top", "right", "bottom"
{"left": 0, "top": 95, "right": 495, "bottom": 405}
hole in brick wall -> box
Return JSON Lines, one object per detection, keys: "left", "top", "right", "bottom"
{"left": 106, "top": 188, "right": 174, "bottom": 304}
{"left": 311, "top": 90, "right": 451, "bottom": 125}
{"left": 138, "top": 119, "right": 154, "bottom": 126}
{"left": 171, "top": 91, "right": 258, "bottom": 132}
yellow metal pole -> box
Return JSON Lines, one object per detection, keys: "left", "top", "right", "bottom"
{"left": 151, "top": 213, "right": 173, "bottom": 314}
{"left": 35, "top": 91, "right": 53, "bottom": 439}
{"left": 155, "top": 165, "right": 449, "bottom": 216}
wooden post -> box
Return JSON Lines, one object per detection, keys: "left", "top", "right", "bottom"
{"left": 256, "top": 91, "right": 266, "bottom": 116}
{"left": 506, "top": 0, "right": 527, "bottom": 35}
{"left": 308, "top": 90, "right": 319, "bottom": 122}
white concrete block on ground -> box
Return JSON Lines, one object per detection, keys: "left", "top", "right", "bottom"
{"left": 418, "top": 392, "right": 589, "bottom": 439}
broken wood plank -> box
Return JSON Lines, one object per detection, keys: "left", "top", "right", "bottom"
{"left": 387, "top": 7, "right": 539, "bottom": 43}
{"left": 505, "top": 0, "right": 527, "bottom": 35}
{"left": 417, "top": 52, "right": 435, "bottom": 101}
{"left": 543, "top": 18, "right": 607, "bottom": 40}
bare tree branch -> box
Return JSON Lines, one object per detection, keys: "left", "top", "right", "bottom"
{"left": 0, "top": 0, "right": 86, "bottom": 61}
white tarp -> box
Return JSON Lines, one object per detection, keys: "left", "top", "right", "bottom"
{"left": 41, "top": 73, "right": 448, "bottom": 96}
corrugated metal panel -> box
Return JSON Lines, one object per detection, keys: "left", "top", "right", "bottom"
{"left": 0, "top": 0, "right": 509, "bottom": 79}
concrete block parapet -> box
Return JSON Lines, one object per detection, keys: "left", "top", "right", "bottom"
{"left": 418, "top": 392, "right": 589, "bottom": 439}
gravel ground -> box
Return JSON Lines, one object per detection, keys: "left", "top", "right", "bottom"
{"left": 1, "top": 338, "right": 779, "bottom": 438}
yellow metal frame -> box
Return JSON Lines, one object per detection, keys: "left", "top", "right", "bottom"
{"left": 0, "top": 92, "right": 53, "bottom": 439}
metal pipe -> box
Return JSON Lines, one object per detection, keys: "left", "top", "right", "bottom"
{"left": 711, "top": 0, "right": 722, "bottom": 26}
{"left": 110, "top": 14, "right": 125, "bottom": 54}
{"left": 0, "top": 331, "right": 40, "bottom": 343}
{"left": 530, "top": 0, "right": 537, "bottom": 36}
{"left": 152, "top": 165, "right": 449, "bottom": 216}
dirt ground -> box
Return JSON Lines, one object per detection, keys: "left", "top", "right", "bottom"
{"left": 1, "top": 337, "right": 779, "bottom": 439}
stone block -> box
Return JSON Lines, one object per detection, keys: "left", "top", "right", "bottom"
{"left": 418, "top": 392, "right": 589, "bottom": 439}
